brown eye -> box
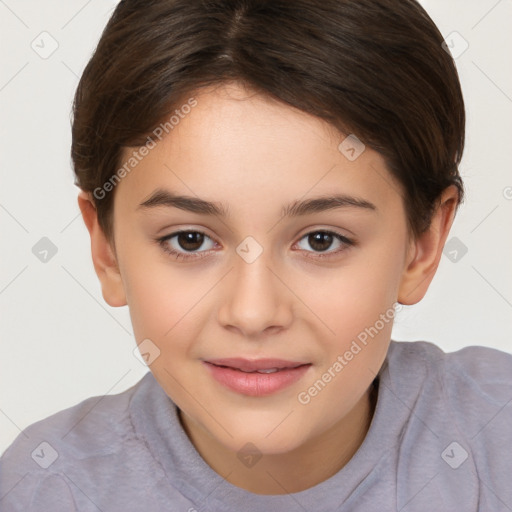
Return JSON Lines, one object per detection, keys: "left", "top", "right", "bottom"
{"left": 307, "top": 232, "right": 334, "bottom": 252}
{"left": 295, "top": 230, "right": 354, "bottom": 259}
{"left": 176, "top": 231, "right": 205, "bottom": 251}
{"left": 157, "top": 230, "right": 216, "bottom": 260}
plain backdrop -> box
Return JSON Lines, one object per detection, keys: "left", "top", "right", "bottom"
{"left": 0, "top": 0, "right": 511, "bottom": 455}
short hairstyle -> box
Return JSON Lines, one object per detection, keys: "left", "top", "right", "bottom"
{"left": 71, "top": 0, "right": 465, "bottom": 241}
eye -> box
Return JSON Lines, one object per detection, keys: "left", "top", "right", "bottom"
{"left": 156, "top": 228, "right": 354, "bottom": 262}
{"left": 157, "top": 230, "right": 217, "bottom": 260}
{"left": 294, "top": 230, "right": 354, "bottom": 259}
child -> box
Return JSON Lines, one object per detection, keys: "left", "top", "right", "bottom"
{"left": 1, "top": 0, "right": 511, "bottom": 510}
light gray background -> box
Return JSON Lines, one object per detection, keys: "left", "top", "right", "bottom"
{"left": 1, "top": 0, "right": 511, "bottom": 455}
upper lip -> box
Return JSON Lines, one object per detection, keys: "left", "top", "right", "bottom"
{"left": 205, "top": 358, "right": 310, "bottom": 372}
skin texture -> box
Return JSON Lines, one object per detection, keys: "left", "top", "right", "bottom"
{"left": 78, "top": 82, "right": 458, "bottom": 495}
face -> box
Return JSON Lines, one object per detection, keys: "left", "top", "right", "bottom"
{"left": 110, "top": 82, "right": 412, "bottom": 455}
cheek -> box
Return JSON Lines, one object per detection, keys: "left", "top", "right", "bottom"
{"left": 298, "top": 268, "right": 397, "bottom": 421}
{"left": 317, "top": 256, "right": 402, "bottom": 334}
{"left": 308, "top": 241, "right": 404, "bottom": 376}
{"left": 121, "top": 250, "right": 210, "bottom": 345}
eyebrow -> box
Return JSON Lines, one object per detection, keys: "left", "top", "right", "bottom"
{"left": 138, "top": 189, "right": 377, "bottom": 218}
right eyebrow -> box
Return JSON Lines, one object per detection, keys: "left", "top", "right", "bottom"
{"left": 138, "top": 189, "right": 229, "bottom": 217}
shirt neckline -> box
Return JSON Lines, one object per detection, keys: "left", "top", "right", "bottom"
{"left": 130, "top": 340, "right": 424, "bottom": 509}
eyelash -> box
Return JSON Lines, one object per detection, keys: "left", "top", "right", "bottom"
{"left": 156, "top": 229, "right": 355, "bottom": 262}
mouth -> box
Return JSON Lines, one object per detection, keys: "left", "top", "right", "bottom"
{"left": 203, "top": 358, "right": 312, "bottom": 396}
{"left": 206, "top": 357, "right": 310, "bottom": 372}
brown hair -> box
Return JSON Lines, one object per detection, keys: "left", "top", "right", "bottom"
{"left": 71, "top": 0, "right": 465, "bottom": 241}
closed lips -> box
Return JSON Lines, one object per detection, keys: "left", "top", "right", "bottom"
{"left": 203, "top": 358, "right": 312, "bottom": 396}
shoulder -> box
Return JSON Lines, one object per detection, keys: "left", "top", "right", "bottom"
{"left": 437, "top": 342, "right": 512, "bottom": 437}
{"left": 385, "top": 340, "right": 512, "bottom": 508}
{"left": 0, "top": 373, "right": 153, "bottom": 511}
{"left": 443, "top": 342, "right": 512, "bottom": 390}
{"left": 385, "top": 340, "right": 512, "bottom": 439}
{"left": 387, "top": 339, "right": 512, "bottom": 389}
{"left": 388, "top": 339, "right": 512, "bottom": 459}
{"left": 2, "top": 375, "right": 143, "bottom": 463}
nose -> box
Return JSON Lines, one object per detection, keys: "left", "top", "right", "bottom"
{"left": 217, "top": 247, "right": 293, "bottom": 338}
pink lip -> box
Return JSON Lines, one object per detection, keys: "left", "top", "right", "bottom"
{"left": 203, "top": 358, "right": 312, "bottom": 396}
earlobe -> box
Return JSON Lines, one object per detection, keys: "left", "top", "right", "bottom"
{"left": 398, "top": 185, "right": 459, "bottom": 305}
{"left": 77, "top": 191, "right": 127, "bottom": 307}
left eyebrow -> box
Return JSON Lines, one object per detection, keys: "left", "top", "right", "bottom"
{"left": 137, "top": 189, "right": 378, "bottom": 218}
{"left": 282, "top": 195, "right": 377, "bottom": 217}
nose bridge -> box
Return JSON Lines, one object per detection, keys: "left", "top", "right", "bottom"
{"left": 217, "top": 237, "right": 292, "bottom": 335}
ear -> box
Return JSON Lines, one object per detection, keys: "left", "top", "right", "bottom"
{"left": 398, "top": 185, "right": 459, "bottom": 305}
{"left": 77, "top": 190, "right": 127, "bottom": 307}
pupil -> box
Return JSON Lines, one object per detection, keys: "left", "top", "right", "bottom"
{"left": 178, "top": 232, "right": 204, "bottom": 251}
{"left": 309, "top": 232, "right": 332, "bottom": 252}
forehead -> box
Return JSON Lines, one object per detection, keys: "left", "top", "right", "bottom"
{"left": 115, "top": 82, "right": 404, "bottom": 219}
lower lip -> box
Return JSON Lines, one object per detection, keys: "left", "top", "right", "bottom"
{"left": 203, "top": 362, "right": 311, "bottom": 396}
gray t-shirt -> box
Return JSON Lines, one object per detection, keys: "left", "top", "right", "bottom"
{"left": 1, "top": 340, "right": 511, "bottom": 511}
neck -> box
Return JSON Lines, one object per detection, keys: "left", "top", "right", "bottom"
{"left": 179, "top": 379, "right": 379, "bottom": 495}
